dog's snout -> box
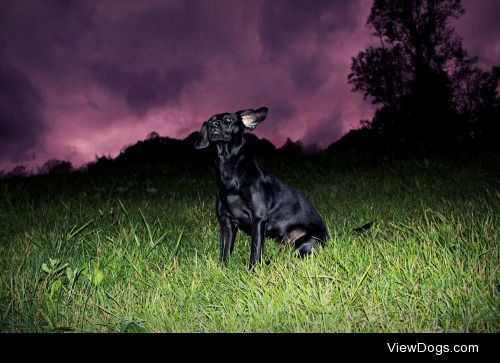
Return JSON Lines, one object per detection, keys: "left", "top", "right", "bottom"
{"left": 209, "top": 120, "right": 224, "bottom": 136}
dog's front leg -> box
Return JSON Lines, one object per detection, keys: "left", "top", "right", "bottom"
{"left": 249, "top": 219, "right": 266, "bottom": 270}
{"left": 219, "top": 218, "right": 237, "bottom": 265}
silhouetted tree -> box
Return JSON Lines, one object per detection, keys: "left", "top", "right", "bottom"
{"left": 277, "top": 138, "right": 304, "bottom": 157}
{"left": 39, "top": 159, "right": 73, "bottom": 175}
{"left": 86, "top": 155, "right": 114, "bottom": 172}
{"left": 349, "top": 0, "right": 473, "bottom": 145}
{"left": 147, "top": 131, "right": 160, "bottom": 140}
{"left": 245, "top": 133, "right": 277, "bottom": 158}
{"left": 7, "top": 165, "right": 29, "bottom": 178}
{"left": 454, "top": 66, "right": 500, "bottom": 144}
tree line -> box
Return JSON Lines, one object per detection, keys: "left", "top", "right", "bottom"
{"left": 348, "top": 0, "right": 499, "bottom": 148}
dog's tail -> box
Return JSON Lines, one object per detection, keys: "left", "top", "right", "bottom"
{"left": 353, "top": 221, "right": 376, "bottom": 233}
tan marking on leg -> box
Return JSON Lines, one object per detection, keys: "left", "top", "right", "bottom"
{"left": 287, "top": 228, "right": 307, "bottom": 244}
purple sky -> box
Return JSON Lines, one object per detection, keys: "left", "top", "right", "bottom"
{"left": 1, "top": 0, "right": 499, "bottom": 171}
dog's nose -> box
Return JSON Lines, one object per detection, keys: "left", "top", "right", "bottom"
{"left": 211, "top": 120, "right": 220, "bottom": 127}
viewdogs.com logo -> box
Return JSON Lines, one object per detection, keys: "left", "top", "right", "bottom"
{"left": 387, "top": 342, "right": 479, "bottom": 355}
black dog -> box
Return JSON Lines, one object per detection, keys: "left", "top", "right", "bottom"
{"left": 194, "top": 107, "right": 327, "bottom": 269}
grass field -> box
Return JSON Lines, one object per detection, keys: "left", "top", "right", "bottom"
{"left": 1, "top": 152, "right": 498, "bottom": 332}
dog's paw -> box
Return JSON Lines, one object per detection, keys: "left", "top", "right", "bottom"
{"left": 297, "top": 242, "right": 315, "bottom": 258}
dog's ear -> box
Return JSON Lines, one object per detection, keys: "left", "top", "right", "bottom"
{"left": 194, "top": 121, "right": 210, "bottom": 149}
{"left": 238, "top": 107, "right": 268, "bottom": 130}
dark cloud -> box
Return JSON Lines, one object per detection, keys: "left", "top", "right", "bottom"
{"left": 0, "top": 0, "right": 497, "bottom": 169}
{"left": 458, "top": 0, "right": 500, "bottom": 68}
{"left": 0, "top": 0, "right": 94, "bottom": 166}
{"left": 302, "top": 113, "right": 344, "bottom": 149}
{"left": 253, "top": 99, "right": 298, "bottom": 136}
{"left": 83, "top": 1, "right": 237, "bottom": 116}
{"left": 258, "top": 0, "right": 360, "bottom": 58}
{"left": 290, "top": 58, "right": 328, "bottom": 92}
{"left": 0, "top": 62, "right": 45, "bottom": 163}
{"left": 90, "top": 61, "right": 204, "bottom": 116}
{"left": 0, "top": 0, "right": 96, "bottom": 76}
{"left": 93, "top": 1, "right": 234, "bottom": 65}
{"left": 266, "top": 100, "right": 297, "bottom": 125}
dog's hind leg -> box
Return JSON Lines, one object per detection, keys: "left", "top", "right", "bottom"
{"left": 294, "top": 234, "right": 325, "bottom": 258}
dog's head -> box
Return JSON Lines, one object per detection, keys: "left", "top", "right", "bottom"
{"left": 194, "top": 107, "right": 268, "bottom": 149}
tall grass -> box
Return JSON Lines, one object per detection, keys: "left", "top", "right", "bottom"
{"left": 0, "top": 153, "right": 498, "bottom": 332}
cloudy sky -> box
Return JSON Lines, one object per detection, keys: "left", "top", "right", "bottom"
{"left": 1, "top": 0, "right": 499, "bottom": 171}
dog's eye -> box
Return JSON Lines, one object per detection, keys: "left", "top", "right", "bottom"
{"left": 223, "top": 117, "right": 232, "bottom": 124}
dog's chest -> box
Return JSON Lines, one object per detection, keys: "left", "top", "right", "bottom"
{"left": 219, "top": 171, "right": 240, "bottom": 190}
{"left": 224, "top": 193, "right": 252, "bottom": 224}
